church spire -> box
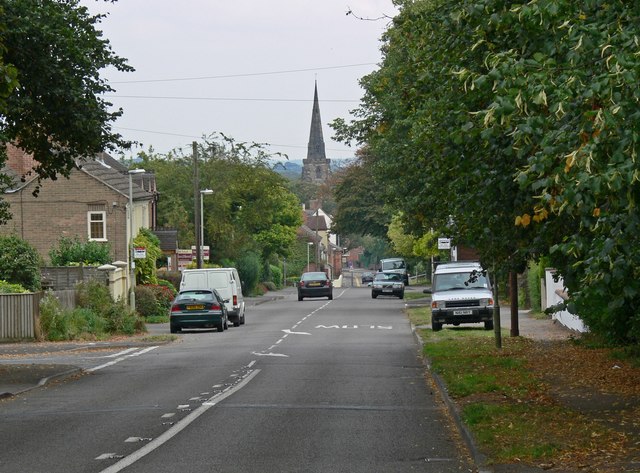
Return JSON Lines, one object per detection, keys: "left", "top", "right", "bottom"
{"left": 301, "top": 81, "right": 331, "bottom": 183}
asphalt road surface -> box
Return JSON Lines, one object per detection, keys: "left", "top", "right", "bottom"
{"left": 0, "top": 287, "right": 472, "bottom": 473}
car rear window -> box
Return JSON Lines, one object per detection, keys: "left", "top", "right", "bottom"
{"left": 177, "top": 291, "right": 214, "bottom": 302}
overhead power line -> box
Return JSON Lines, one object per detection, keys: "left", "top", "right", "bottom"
{"left": 107, "top": 95, "right": 359, "bottom": 103}
{"left": 110, "top": 62, "right": 378, "bottom": 84}
{"left": 114, "top": 127, "right": 355, "bottom": 153}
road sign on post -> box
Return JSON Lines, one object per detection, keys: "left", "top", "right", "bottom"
{"left": 437, "top": 238, "right": 451, "bottom": 250}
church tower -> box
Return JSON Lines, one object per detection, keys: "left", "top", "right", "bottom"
{"left": 301, "top": 82, "right": 331, "bottom": 183}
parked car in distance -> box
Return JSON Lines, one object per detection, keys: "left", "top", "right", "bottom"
{"left": 298, "top": 272, "right": 333, "bottom": 301}
{"left": 361, "top": 271, "right": 375, "bottom": 285}
{"left": 371, "top": 271, "right": 405, "bottom": 299}
{"left": 424, "top": 261, "right": 494, "bottom": 331}
{"left": 170, "top": 289, "right": 229, "bottom": 333}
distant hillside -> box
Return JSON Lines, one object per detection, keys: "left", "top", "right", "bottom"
{"left": 271, "top": 160, "right": 302, "bottom": 179}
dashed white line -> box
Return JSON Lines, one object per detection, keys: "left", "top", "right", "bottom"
{"left": 98, "top": 369, "right": 261, "bottom": 473}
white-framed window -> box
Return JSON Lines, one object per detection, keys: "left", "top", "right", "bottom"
{"left": 88, "top": 211, "right": 107, "bottom": 241}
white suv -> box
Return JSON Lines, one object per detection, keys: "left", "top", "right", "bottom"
{"left": 426, "top": 262, "right": 494, "bottom": 331}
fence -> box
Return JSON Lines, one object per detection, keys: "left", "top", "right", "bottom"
{"left": 41, "top": 266, "right": 106, "bottom": 290}
{"left": 0, "top": 292, "right": 42, "bottom": 340}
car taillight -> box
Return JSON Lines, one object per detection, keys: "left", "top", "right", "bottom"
{"left": 233, "top": 295, "right": 238, "bottom": 305}
{"left": 209, "top": 304, "right": 221, "bottom": 310}
{"left": 171, "top": 305, "right": 181, "bottom": 312}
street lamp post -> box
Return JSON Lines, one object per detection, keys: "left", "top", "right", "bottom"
{"left": 307, "top": 242, "right": 314, "bottom": 272}
{"left": 128, "top": 168, "right": 146, "bottom": 312}
{"left": 199, "top": 189, "right": 213, "bottom": 268}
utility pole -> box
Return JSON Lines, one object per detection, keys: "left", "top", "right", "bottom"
{"left": 193, "top": 142, "right": 201, "bottom": 269}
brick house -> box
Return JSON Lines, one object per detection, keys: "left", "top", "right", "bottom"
{"left": 0, "top": 144, "right": 156, "bottom": 266}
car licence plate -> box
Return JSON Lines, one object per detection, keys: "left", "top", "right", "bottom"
{"left": 383, "top": 288, "right": 393, "bottom": 292}
{"left": 308, "top": 282, "right": 321, "bottom": 287}
{"left": 186, "top": 304, "right": 205, "bottom": 310}
{"left": 453, "top": 309, "right": 473, "bottom": 316}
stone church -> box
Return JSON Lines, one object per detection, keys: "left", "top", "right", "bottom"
{"left": 301, "top": 82, "right": 331, "bottom": 183}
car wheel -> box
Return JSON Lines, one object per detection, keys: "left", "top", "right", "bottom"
{"left": 484, "top": 320, "right": 494, "bottom": 330}
{"left": 372, "top": 292, "right": 377, "bottom": 299}
{"left": 431, "top": 317, "right": 442, "bottom": 332}
{"left": 398, "top": 292, "right": 404, "bottom": 299}
{"left": 240, "top": 313, "right": 246, "bottom": 325}
{"left": 328, "top": 293, "right": 333, "bottom": 300}
{"left": 217, "top": 321, "right": 225, "bottom": 332}
{"left": 170, "top": 324, "right": 180, "bottom": 334}
{"left": 298, "top": 295, "right": 303, "bottom": 301}
{"left": 233, "top": 318, "right": 240, "bottom": 327}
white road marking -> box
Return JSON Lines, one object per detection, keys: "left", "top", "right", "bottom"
{"left": 102, "top": 348, "right": 138, "bottom": 358}
{"left": 87, "top": 346, "right": 159, "bottom": 372}
{"left": 160, "top": 413, "right": 174, "bottom": 418}
{"left": 251, "top": 352, "right": 289, "bottom": 358}
{"left": 98, "top": 369, "right": 261, "bottom": 473}
{"left": 282, "top": 329, "right": 311, "bottom": 335}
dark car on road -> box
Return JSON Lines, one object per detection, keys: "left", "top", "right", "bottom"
{"left": 361, "top": 271, "right": 375, "bottom": 285}
{"left": 371, "top": 271, "right": 405, "bottom": 299}
{"left": 170, "top": 289, "right": 229, "bottom": 333}
{"left": 298, "top": 272, "right": 333, "bottom": 301}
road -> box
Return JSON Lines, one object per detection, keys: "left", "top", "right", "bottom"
{"left": 0, "top": 286, "right": 472, "bottom": 473}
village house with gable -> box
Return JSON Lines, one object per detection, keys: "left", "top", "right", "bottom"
{"left": 0, "top": 144, "right": 178, "bottom": 295}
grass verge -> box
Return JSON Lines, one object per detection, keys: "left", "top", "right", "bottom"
{"left": 410, "top": 306, "right": 639, "bottom": 471}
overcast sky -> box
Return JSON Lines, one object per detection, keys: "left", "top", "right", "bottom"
{"left": 82, "top": 0, "right": 397, "bottom": 160}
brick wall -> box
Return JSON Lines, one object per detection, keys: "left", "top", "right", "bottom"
{"left": 5, "top": 143, "right": 37, "bottom": 177}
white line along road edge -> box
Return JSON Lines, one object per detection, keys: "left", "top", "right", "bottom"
{"left": 99, "top": 368, "right": 261, "bottom": 473}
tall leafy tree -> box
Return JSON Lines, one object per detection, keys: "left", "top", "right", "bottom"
{"left": 331, "top": 148, "right": 390, "bottom": 238}
{"left": 137, "top": 136, "right": 302, "bottom": 265}
{"left": 334, "top": 0, "right": 640, "bottom": 343}
{"left": 0, "top": 0, "right": 132, "bottom": 202}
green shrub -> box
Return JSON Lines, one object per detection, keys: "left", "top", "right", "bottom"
{"left": 76, "top": 280, "right": 114, "bottom": 314}
{"left": 527, "top": 261, "right": 542, "bottom": 312}
{"left": 0, "top": 279, "right": 28, "bottom": 293}
{"left": 237, "top": 251, "right": 260, "bottom": 295}
{"left": 156, "top": 278, "right": 177, "bottom": 296}
{"left": 158, "top": 271, "right": 181, "bottom": 290}
{"left": 135, "top": 284, "right": 175, "bottom": 318}
{"left": 133, "top": 228, "right": 162, "bottom": 285}
{"left": 0, "top": 235, "right": 41, "bottom": 291}
{"left": 103, "top": 300, "right": 142, "bottom": 334}
{"left": 40, "top": 292, "right": 67, "bottom": 341}
{"left": 76, "top": 280, "right": 144, "bottom": 335}
{"left": 135, "top": 285, "right": 159, "bottom": 318}
{"left": 269, "top": 264, "right": 283, "bottom": 289}
{"left": 262, "top": 281, "right": 277, "bottom": 291}
{"left": 49, "top": 236, "right": 111, "bottom": 266}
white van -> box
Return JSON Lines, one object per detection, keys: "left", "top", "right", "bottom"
{"left": 180, "top": 268, "right": 246, "bottom": 326}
